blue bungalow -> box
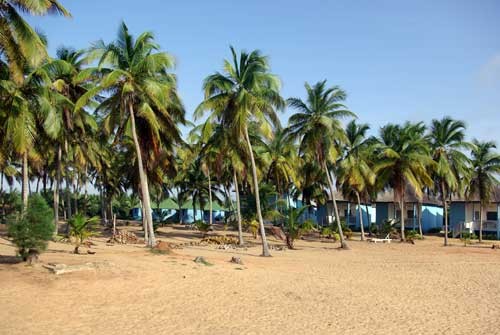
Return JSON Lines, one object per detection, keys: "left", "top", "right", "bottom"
{"left": 449, "top": 188, "right": 500, "bottom": 239}
{"left": 374, "top": 190, "right": 443, "bottom": 233}
{"left": 316, "top": 192, "right": 375, "bottom": 229}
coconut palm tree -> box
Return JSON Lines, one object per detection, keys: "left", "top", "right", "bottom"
{"left": 468, "top": 140, "right": 500, "bottom": 242}
{"left": 429, "top": 117, "right": 471, "bottom": 246}
{"left": 261, "top": 128, "right": 299, "bottom": 208}
{"left": 374, "top": 122, "right": 434, "bottom": 241}
{"left": 337, "top": 121, "right": 375, "bottom": 240}
{"left": 41, "top": 46, "right": 97, "bottom": 232}
{"left": 286, "top": 80, "right": 355, "bottom": 249}
{"left": 76, "top": 22, "right": 186, "bottom": 247}
{"left": 0, "top": 0, "right": 70, "bottom": 82}
{"left": 195, "top": 46, "right": 284, "bottom": 256}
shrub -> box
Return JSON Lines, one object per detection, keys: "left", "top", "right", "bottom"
{"left": 427, "top": 227, "right": 442, "bottom": 234}
{"left": 406, "top": 230, "right": 422, "bottom": 243}
{"left": 460, "top": 231, "right": 477, "bottom": 246}
{"left": 7, "top": 195, "right": 54, "bottom": 264}
{"left": 245, "top": 219, "right": 259, "bottom": 239}
{"left": 68, "top": 214, "right": 99, "bottom": 254}
{"left": 194, "top": 220, "right": 211, "bottom": 237}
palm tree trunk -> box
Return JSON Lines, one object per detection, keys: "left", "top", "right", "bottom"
{"left": 418, "top": 202, "right": 423, "bottom": 237}
{"left": 208, "top": 167, "right": 213, "bottom": 226}
{"left": 1, "top": 171, "right": 5, "bottom": 223}
{"left": 442, "top": 182, "right": 448, "bottom": 246}
{"left": 141, "top": 199, "right": 148, "bottom": 242}
{"left": 243, "top": 125, "right": 270, "bottom": 256}
{"left": 355, "top": 191, "right": 365, "bottom": 241}
{"left": 53, "top": 145, "right": 62, "bottom": 235}
{"left": 35, "top": 177, "right": 40, "bottom": 193}
{"left": 83, "top": 166, "right": 88, "bottom": 216}
{"left": 129, "top": 102, "right": 155, "bottom": 247}
{"left": 479, "top": 203, "right": 483, "bottom": 242}
{"left": 323, "top": 161, "right": 349, "bottom": 249}
{"left": 22, "top": 151, "right": 29, "bottom": 211}
{"left": 233, "top": 169, "right": 244, "bottom": 246}
{"left": 399, "top": 196, "right": 406, "bottom": 241}
{"left": 73, "top": 174, "right": 78, "bottom": 215}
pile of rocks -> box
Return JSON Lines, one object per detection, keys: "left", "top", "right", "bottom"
{"left": 107, "top": 229, "right": 142, "bottom": 244}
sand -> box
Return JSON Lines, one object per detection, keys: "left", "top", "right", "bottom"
{"left": 1, "top": 224, "right": 500, "bottom": 335}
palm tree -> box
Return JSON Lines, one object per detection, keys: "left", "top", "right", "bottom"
{"left": 0, "top": 0, "right": 70, "bottom": 82}
{"left": 374, "top": 122, "right": 434, "bottom": 241}
{"left": 42, "top": 46, "right": 96, "bottom": 233}
{"left": 468, "top": 140, "right": 500, "bottom": 242}
{"left": 429, "top": 117, "right": 471, "bottom": 246}
{"left": 77, "top": 22, "right": 186, "bottom": 247}
{"left": 195, "top": 46, "right": 284, "bottom": 257}
{"left": 337, "top": 121, "right": 375, "bottom": 241}
{"left": 286, "top": 80, "right": 355, "bottom": 249}
{"left": 261, "top": 128, "right": 299, "bottom": 208}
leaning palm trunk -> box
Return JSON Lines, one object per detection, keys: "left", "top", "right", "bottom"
{"left": 22, "top": 151, "right": 29, "bottom": 211}
{"left": 323, "top": 162, "right": 349, "bottom": 249}
{"left": 233, "top": 170, "right": 244, "bottom": 246}
{"left": 355, "top": 191, "right": 365, "bottom": 241}
{"left": 53, "top": 145, "right": 62, "bottom": 235}
{"left": 208, "top": 167, "right": 213, "bottom": 226}
{"left": 243, "top": 125, "right": 270, "bottom": 256}
{"left": 129, "top": 103, "right": 155, "bottom": 247}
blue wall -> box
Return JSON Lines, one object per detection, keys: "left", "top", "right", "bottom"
{"left": 421, "top": 206, "right": 443, "bottom": 231}
{"left": 450, "top": 202, "right": 466, "bottom": 229}
{"left": 376, "top": 203, "right": 389, "bottom": 226}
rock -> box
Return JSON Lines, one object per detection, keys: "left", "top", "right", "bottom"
{"left": 193, "top": 256, "right": 212, "bottom": 266}
{"left": 230, "top": 256, "right": 243, "bottom": 265}
{"left": 43, "top": 261, "right": 113, "bottom": 275}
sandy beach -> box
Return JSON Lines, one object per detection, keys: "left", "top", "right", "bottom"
{"left": 1, "top": 224, "right": 500, "bottom": 335}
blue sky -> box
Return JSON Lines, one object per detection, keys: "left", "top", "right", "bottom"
{"left": 27, "top": 0, "right": 500, "bottom": 143}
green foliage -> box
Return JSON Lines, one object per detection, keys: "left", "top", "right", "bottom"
{"left": 460, "top": 231, "right": 477, "bottom": 246}
{"left": 0, "top": 191, "right": 22, "bottom": 223}
{"left": 244, "top": 219, "right": 259, "bottom": 239}
{"left": 427, "top": 227, "right": 441, "bottom": 234}
{"left": 68, "top": 214, "right": 99, "bottom": 253}
{"left": 369, "top": 223, "right": 379, "bottom": 235}
{"left": 7, "top": 194, "right": 54, "bottom": 261}
{"left": 194, "top": 220, "right": 211, "bottom": 236}
{"left": 320, "top": 227, "right": 340, "bottom": 241}
{"left": 283, "top": 206, "right": 311, "bottom": 249}
{"left": 406, "top": 230, "right": 422, "bottom": 243}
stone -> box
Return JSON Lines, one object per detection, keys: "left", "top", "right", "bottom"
{"left": 193, "top": 256, "right": 212, "bottom": 266}
{"left": 230, "top": 256, "right": 243, "bottom": 265}
{"left": 43, "top": 261, "right": 113, "bottom": 275}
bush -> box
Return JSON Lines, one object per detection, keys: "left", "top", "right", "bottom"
{"left": 460, "top": 231, "right": 477, "bottom": 246}
{"left": 427, "top": 227, "right": 442, "bottom": 234}
{"left": 406, "top": 230, "right": 422, "bottom": 243}
{"left": 482, "top": 233, "right": 498, "bottom": 241}
{"left": 7, "top": 195, "right": 54, "bottom": 264}
{"left": 194, "top": 220, "right": 211, "bottom": 237}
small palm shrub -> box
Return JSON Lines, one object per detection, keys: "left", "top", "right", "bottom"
{"left": 245, "top": 219, "right": 259, "bottom": 239}
{"left": 194, "top": 220, "right": 211, "bottom": 237}
{"left": 68, "top": 214, "right": 99, "bottom": 254}
{"left": 460, "top": 231, "right": 477, "bottom": 246}
{"left": 7, "top": 194, "right": 54, "bottom": 264}
{"left": 406, "top": 230, "right": 422, "bottom": 243}
{"left": 283, "top": 206, "right": 312, "bottom": 249}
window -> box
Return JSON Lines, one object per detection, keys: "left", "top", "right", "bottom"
{"left": 486, "top": 212, "right": 498, "bottom": 221}
{"left": 474, "top": 211, "right": 480, "bottom": 221}
{"left": 407, "top": 210, "right": 415, "bottom": 218}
